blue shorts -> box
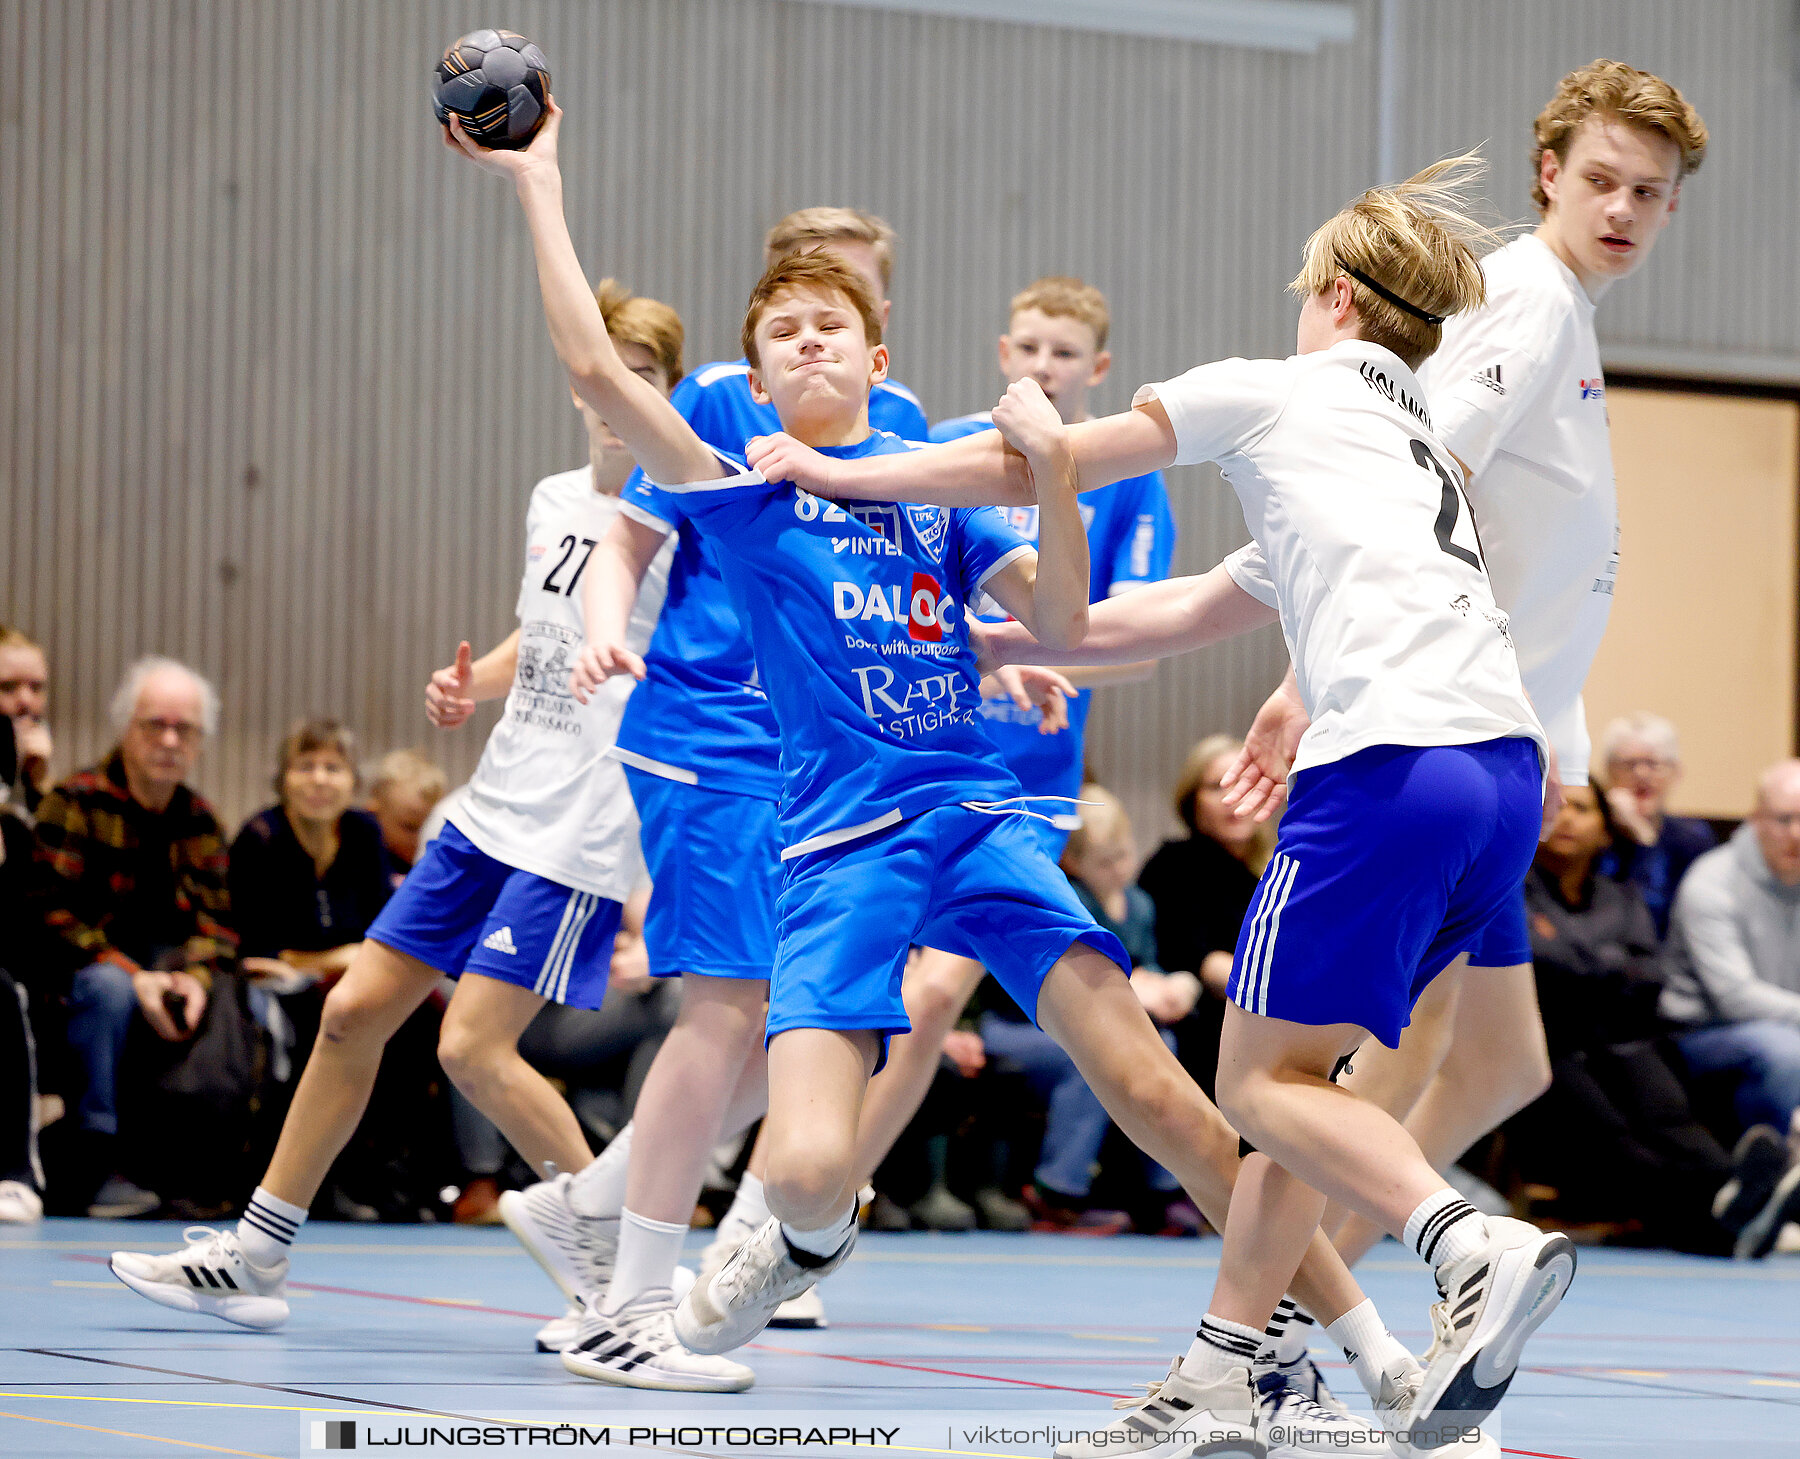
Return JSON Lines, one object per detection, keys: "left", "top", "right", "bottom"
{"left": 367, "top": 823, "right": 622, "bottom": 1010}
{"left": 766, "top": 805, "right": 1130, "bottom": 1050}
{"left": 624, "top": 768, "right": 781, "bottom": 981}
{"left": 1227, "top": 737, "right": 1541, "bottom": 1048}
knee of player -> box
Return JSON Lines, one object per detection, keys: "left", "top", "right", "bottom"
{"left": 763, "top": 1141, "right": 852, "bottom": 1225}
{"left": 1212, "top": 1064, "right": 1270, "bottom": 1145}
{"left": 435, "top": 1018, "right": 507, "bottom": 1088}
{"left": 319, "top": 980, "right": 391, "bottom": 1050}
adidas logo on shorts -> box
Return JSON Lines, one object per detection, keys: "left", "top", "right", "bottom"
{"left": 482, "top": 926, "right": 519, "bottom": 955}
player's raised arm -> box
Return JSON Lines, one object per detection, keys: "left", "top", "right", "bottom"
{"left": 976, "top": 381, "right": 1090, "bottom": 651}
{"left": 984, "top": 562, "right": 1278, "bottom": 668}
{"left": 443, "top": 104, "right": 720, "bottom": 488}
{"left": 747, "top": 395, "right": 1177, "bottom": 508}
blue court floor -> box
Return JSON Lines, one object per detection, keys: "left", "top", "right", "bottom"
{"left": 2, "top": 1219, "right": 1795, "bottom": 1458}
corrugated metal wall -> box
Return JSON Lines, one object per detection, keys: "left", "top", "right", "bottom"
{"left": 3, "top": 0, "right": 1792, "bottom": 850}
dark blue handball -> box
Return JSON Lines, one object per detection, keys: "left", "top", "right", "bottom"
{"left": 432, "top": 29, "right": 551, "bottom": 149}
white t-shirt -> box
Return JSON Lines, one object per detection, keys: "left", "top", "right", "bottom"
{"left": 447, "top": 468, "right": 674, "bottom": 900}
{"left": 1140, "top": 341, "right": 1544, "bottom": 778}
{"left": 1415, "top": 234, "right": 1616, "bottom": 784}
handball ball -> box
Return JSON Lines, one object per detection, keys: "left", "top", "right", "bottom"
{"left": 432, "top": 29, "right": 551, "bottom": 150}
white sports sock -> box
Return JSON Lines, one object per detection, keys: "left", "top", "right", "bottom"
{"left": 781, "top": 1204, "right": 855, "bottom": 1259}
{"left": 1326, "top": 1299, "right": 1415, "bottom": 1402}
{"left": 1403, "top": 1188, "right": 1485, "bottom": 1272}
{"left": 603, "top": 1208, "right": 688, "bottom": 1312}
{"left": 1180, "top": 1313, "right": 1263, "bottom": 1384}
{"left": 569, "top": 1123, "right": 633, "bottom": 1219}
{"left": 237, "top": 1187, "right": 306, "bottom": 1269}
{"left": 1266, "top": 1297, "right": 1315, "bottom": 1366}
{"left": 722, "top": 1171, "right": 771, "bottom": 1235}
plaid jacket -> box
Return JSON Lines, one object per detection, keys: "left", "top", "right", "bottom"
{"left": 33, "top": 751, "right": 235, "bottom": 988}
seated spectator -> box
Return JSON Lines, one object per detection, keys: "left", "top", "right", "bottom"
{"left": 1598, "top": 712, "right": 1716, "bottom": 937}
{"left": 1137, "top": 733, "right": 1273, "bottom": 1099}
{"left": 1, "top": 702, "right": 46, "bottom": 1222}
{"left": 33, "top": 656, "right": 236, "bottom": 1216}
{"left": 1522, "top": 782, "right": 1800, "bottom": 1257}
{"left": 366, "top": 749, "right": 448, "bottom": 876}
{"left": 0, "top": 627, "right": 52, "bottom": 816}
{"left": 230, "top": 720, "right": 395, "bottom": 1079}
{"left": 1661, "top": 759, "right": 1800, "bottom": 1144}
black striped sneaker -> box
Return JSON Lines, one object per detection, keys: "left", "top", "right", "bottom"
{"left": 1407, "top": 1216, "right": 1575, "bottom": 1446}
{"left": 109, "top": 1226, "right": 289, "bottom": 1331}
{"left": 1052, "top": 1358, "right": 1258, "bottom": 1459}
{"left": 498, "top": 1173, "right": 618, "bottom": 1306}
{"left": 560, "top": 1288, "right": 754, "bottom": 1392}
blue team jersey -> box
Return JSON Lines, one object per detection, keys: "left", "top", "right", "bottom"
{"left": 928, "top": 412, "right": 1177, "bottom": 800}
{"left": 614, "top": 362, "right": 929, "bottom": 799}
{"left": 634, "top": 430, "right": 1032, "bottom": 857}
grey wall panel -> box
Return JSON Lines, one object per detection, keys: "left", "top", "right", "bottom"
{"left": 3, "top": 0, "right": 1791, "bottom": 861}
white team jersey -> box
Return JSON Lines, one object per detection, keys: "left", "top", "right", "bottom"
{"left": 1141, "top": 341, "right": 1545, "bottom": 777}
{"left": 1415, "top": 234, "right": 1616, "bottom": 783}
{"left": 447, "top": 468, "right": 674, "bottom": 900}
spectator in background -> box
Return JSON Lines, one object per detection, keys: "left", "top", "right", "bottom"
{"left": 1522, "top": 782, "right": 1800, "bottom": 1257}
{"left": 1, "top": 695, "right": 46, "bottom": 1221}
{"left": 0, "top": 625, "right": 53, "bottom": 814}
{"left": 1137, "top": 734, "right": 1274, "bottom": 1099}
{"left": 1661, "top": 760, "right": 1800, "bottom": 1147}
{"left": 366, "top": 749, "right": 447, "bottom": 876}
{"left": 34, "top": 656, "right": 234, "bottom": 1216}
{"left": 1599, "top": 713, "right": 1716, "bottom": 937}
{"left": 230, "top": 720, "right": 395, "bottom": 1083}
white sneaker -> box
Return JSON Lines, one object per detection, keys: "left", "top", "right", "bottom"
{"left": 0, "top": 1180, "right": 43, "bottom": 1223}
{"left": 499, "top": 1174, "right": 618, "bottom": 1305}
{"left": 539, "top": 1265, "right": 695, "bottom": 1350}
{"left": 1273, "top": 1351, "right": 1347, "bottom": 1416}
{"left": 701, "top": 1217, "right": 831, "bottom": 1329}
{"left": 1254, "top": 1368, "right": 1388, "bottom": 1457}
{"left": 536, "top": 1302, "right": 583, "bottom": 1353}
{"left": 770, "top": 1284, "right": 829, "bottom": 1329}
{"left": 562, "top": 1287, "right": 754, "bottom": 1392}
{"left": 1052, "top": 1357, "right": 1258, "bottom": 1459}
{"left": 1372, "top": 1355, "right": 1501, "bottom": 1459}
{"left": 675, "top": 1216, "right": 853, "bottom": 1355}
{"left": 1408, "top": 1216, "right": 1575, "bottom": 1443}
{"left": 109, "top": 1226, "right": 289, "bottom": 1330}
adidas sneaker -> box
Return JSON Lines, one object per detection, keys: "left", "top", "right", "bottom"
{"left": 499, "top": 1174, "right": 617, "bottom": 1305}
{"left": 562, "top": 1287, "right": 754, "bottom": 1392}
{"left": 535, "top": 1265, "right": 694, "bottom": 1352}
{"left": 1407, "top": 1215, "right": 1575, "bottom": 1443}
{"left": 109, "top": 1226, "right": 289, "bottom": 1330}
{"left": 1051, "top": 1357, "right": 1258, "bottom": 1459}
{"left": 675, "top": 1216, "right": 853, "bottom": 1354}
{"left": 699, "top": 1215, "right": 829, "bottom": 1329}
{"left": 1254, "top": 1368, "right": 1387, "bottom": 1457}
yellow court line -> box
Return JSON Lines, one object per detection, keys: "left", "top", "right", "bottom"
{"left": 0, "top": 1408, "right": 282, "bottom": 1459}
{"left": 924, "top": 1323, "right": 990, "bottom": 1332}
{"left": 51, "top": 1279, "right": 127, "bottom": 1288}
{"left": 1751, "top": 1378, "right": 1800, "bottom": 1388}
{"left": 1070, "top": 1331, "right": 1156, "bottom": 1344}
{"left": 0, "top": 1391, "right": 362, "bottom": 1415}
{"left": 1608, "top": 1369, "right": 1670, "bottom": 1378}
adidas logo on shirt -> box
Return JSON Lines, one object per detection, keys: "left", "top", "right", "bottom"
{"left": 482, "top": 926, "right": 519, "bottom": 955}
{"left": 1471, "top": 364, "right": 1506, "bottom": 395}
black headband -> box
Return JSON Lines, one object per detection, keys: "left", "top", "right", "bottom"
{"left": 1335, "top": 257, "right": 1445, "bottom": 326}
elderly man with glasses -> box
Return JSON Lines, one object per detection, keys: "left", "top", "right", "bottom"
{"left": 33, "top": 656, "right": 234, "bottom": 1217}
{"left": 1598, "top": 713, "right": 1718, "bottom": 938}
{"left": 1661, "top": 760, "right": 1800, "bottom": 1226}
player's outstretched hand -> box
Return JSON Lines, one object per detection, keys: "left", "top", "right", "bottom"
{"left": 570, "top": 640, "right": 645, "bottom": 704}
{"left": 426, "top": 641, "right": 477, "bottom": 728}
{"left": 747, "top": 432, "right": 838, "bottom": 496}
{"left": 441, "top": 98, "right": 562, "bottom": 181}
{"left": 969, "top": 619, "right": 1033, "bottom": 677}
{"left": 990, "top": 378, "right": 1067, "bottom": 469}
{"left": 1222, "top": 673, "right": 1309, "bottom": 822}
